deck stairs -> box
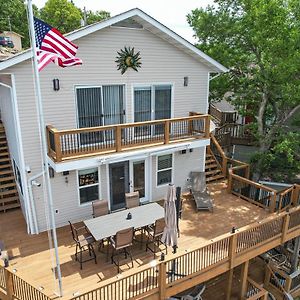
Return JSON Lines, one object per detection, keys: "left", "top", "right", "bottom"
{"left": 205, "top": 149, "right": 225, "bottom": 183}
{"left": 0, "top": 122, "right": 20, "bottom": 212}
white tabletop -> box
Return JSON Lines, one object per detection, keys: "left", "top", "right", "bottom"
{"left": 84, "top": 202, "right": 164, "bottom": 241}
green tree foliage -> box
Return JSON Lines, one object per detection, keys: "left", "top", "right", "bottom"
{"left": 84, "top": 10, "right": 110, "bottom": 25}
{"left": 0, "top": 0, "right": 38, "bottom": 48}
{"left": 188, "top": 0, "right": 300, "bottom": 181}
{"left": 40, "top": 0, "right": 82, "bottom": 34}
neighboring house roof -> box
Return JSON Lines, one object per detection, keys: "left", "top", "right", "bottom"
{"left": 3, "top": 31, "right": 24, "bottom": 38}
{"left": 0, "top": 8, "right": 228, "bottom": 73}
{"left": 212, "top": 99, "right": 236, "bottom": 112}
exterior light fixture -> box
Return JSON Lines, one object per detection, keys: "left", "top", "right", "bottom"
{"left": 53, "top": 78, "right": 60, "bottom": 91}
{"left": 184, "top": 76, "right": 189, "bottom": 87}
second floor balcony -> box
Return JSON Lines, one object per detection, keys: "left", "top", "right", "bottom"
{"left": 46, "top": 113, "right": 210, "bottom": 162}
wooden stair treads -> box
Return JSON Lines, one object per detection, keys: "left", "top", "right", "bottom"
{"left": 205, "top": 151, "right": 225, "bottom": 184}
{"left": 0, "top": 122, "right": 20, "bottom": 212}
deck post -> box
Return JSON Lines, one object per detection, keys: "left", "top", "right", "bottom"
{"left": 164, "top": 120, "right": 170, "bottom": 144}
{"left": 158, "top": 262, "right": 167, "bottom": 300}
{"left": 229, "top": 233, "right": 237, "bottom": 269}
{"left": 115, "top": 126, "right": 122, "bottom": 152}
{"left": 4, "top": 268, "right": 13, "bottom": 300}
{"left": 269, "top": 191, "right": 277, "bottom": 213}
{"left": 227, "top": 170, "right": 233, "bottom": 194}
{"left": 291, "top": 236, "right": 300, "bottom": 273}
{"left": 53, "top": 130, "right": 62, "bottom": 162}
{"left": 281, "top": 214, "right": 290, "bottom": 244}
{"left": 205, "top": 115, "right": 210, "bottom": 138}
{"left": 226, "top": 268, "right": 234, "bottom": 300}
{"left": 239, "top": 260, "right": 249, "bottom": 300}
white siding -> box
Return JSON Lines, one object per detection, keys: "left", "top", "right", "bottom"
{"left": 4, "top": 26, "right": 211, "bottom": 231}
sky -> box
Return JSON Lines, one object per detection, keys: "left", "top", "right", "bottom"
{"left": 32, "top": 0, "right": 215, "bottom": 43}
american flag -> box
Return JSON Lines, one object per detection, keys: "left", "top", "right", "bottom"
{"left": 34, "top": 17, "right": 82, "bottom": 71}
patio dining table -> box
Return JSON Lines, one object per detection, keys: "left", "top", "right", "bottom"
{"left": 84, "top": 202, "right": 164, "bottom": 242}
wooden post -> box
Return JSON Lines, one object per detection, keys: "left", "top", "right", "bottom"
{"left": 281, "top": 214, "right": 290, "bottom": 244}
{"left": 158, "top": 262, "right": 166, "bottom": 300}
{"left": 205, "top": 115, "right": 210, "bottom": 138}
{"left": 291, "top": 236, "right": 300, "bottom": 273}
{"left": 226, "top": 268, "right": 234, "bottom": 300}
{"left": 115, "top": 126, "right": 122, "bottom": 152}
{"left": 222, "top": 156, "right": 228, "bottom": 178}
{"left": 291, "top": 185, "right": 300, "bottom": 207}
{"left": 229, "top": 233, "right": 237, "bottom": 269}
{"left": 240, "top": 261, "right": 249, "bottom": 300}
{"left": 4, "top": 268, "right": 13, "bottom": 300}
{"left": 53, "top": 130, "right": 62, "bottom": 162}
{"left": 188, "top": 118, "right": 193, "bottom": 136}
{"left": 164, "top": 120, "right": 170, "bottom": 144}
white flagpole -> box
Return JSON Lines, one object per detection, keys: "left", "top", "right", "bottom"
{"left": 27, "top": 0, "right": 63, "bottom": 296}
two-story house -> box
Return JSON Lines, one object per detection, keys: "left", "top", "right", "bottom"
{"left": 0, "top": 8, "right": 227, "bottom": 234}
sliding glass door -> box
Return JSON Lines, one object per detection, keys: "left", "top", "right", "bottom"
{"left": 134, "top": 84, "right": 172, "bottom": 136}
{"left": 76, "top": 85, "right": 124, "bottom": 144}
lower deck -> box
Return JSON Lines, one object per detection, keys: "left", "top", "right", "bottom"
{"left": 0, "top": 181, "right": 270, "bottom": 299}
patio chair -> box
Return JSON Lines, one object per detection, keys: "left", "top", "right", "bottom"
{"left": 189, "top": 172, "right": 213, "bottom": 212}
{"left": 180, "top": 284, "right": 206, "bottom": 300}
{"left": 68, "top": 221, "right": 97, "bottom": 269}
{"left": 92, "top": 200, "right": 109, "bottom": 218}
{"left": 110, "top": 227, "right": 134, "bottom": 273}
{"left": 146, "top": 218, "right": 167, "bottom": 257}
{"left": 125, "top": 191, "right": 140, "bottom": 209}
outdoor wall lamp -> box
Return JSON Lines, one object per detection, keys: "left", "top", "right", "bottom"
{"left": 53, "top": 78, "right": 60, "bottom": 91}
{"left": 184, "top": 76, "right": 189, "bottom": 87}
{"left": 31, "top": 180, "right": 41, "bottom": 187}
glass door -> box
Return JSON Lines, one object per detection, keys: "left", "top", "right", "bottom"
{"left": 130, "top": 160, "right": 146, "bottom": 202}
{"left": 109, "top": 161, "right": 129, "bottom": 211}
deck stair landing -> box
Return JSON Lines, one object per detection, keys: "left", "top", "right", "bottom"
{"left": 0, "top": 122, "right": 20, "bottom": 212}
{"left": 205, "top": 150, "right": 225, "bottom": 183}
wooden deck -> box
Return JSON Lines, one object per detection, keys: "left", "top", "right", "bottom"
{"left": 0, "top": 182, "right": 270, "bottom": 299}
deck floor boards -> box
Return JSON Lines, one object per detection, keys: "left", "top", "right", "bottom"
{"left": 0, "top": 181, "right": 270, "bottom": 299}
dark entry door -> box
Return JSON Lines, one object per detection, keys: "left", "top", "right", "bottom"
{"left": 109, "top": 161, "right": 129, "bottom": 211}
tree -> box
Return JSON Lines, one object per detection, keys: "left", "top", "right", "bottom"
{"left": 83, "top": 9, "right": 110, "bottom": 25}
{"left": 40, "top": 0, "right": 82, "bottom": 34}
{"left": 188, "top": 0, "right": 300, "bottom": 181}
{"left": 0, "top": 0, "right": 38, "bottom": 48}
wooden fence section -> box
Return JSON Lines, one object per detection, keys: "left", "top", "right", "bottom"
{"left": 0, "top": 267, "right": 52, "bottom": 300}
{"left": 46, "top": 114, "right": 210, "bottom": 162}
{"left": 245, "top": 278, "right": 268, "bottom": 300}
{"left": 209, "top": 104, "right": 238, "bottom": 126}
{"left": 67, "top": 207, "right": 300, "bottom": 300}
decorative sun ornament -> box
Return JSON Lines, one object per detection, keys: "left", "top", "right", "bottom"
{"left": 115, "top": 47, "right": 142, "bottom": 74}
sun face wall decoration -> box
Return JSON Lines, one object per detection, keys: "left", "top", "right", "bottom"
{"left": 115, "top": 47, "right": 142, "bottom": 74}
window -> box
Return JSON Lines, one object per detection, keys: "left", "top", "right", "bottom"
{"left": 78, "top": 168, "right": 99, "bottom": 204}
{"left": 157, "top": 154, "right": 173, "bottom": 186}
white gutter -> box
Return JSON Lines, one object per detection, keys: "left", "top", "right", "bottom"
{"left": 27, "top": 171, "right": 44, "bottom": 234}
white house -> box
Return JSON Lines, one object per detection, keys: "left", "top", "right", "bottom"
{"left": 0, "top": 8, "right": 227, "bottom": 234}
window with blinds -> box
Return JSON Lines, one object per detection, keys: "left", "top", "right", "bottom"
{"left": 157, "top": 154, "right": 173, "bottom": 186}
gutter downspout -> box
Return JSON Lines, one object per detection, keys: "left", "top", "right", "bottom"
{"left": 27, "top": 171, "right": 44, "bottom": 234}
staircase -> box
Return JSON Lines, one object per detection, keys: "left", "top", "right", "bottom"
{"left": 0, "top": 122, "right": 20, "bottom": 212}
{"left": 205, "top": 150, "right": 225, "bottom": 183}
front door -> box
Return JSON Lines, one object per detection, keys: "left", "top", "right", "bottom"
{"left": 109, "top": 161, "right": 129, "bottom": 211}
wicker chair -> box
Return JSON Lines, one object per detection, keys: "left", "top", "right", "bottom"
{"left": 125, "top": 191, "right": 140, "bottom": 209}
{"left": 68, "top": 221, "right": 97, "bottom": 269}
{"left": 146, "top": 218, "right": 167, "bottom": 257}
{"left": 110, "top": 227, "right": 134, "bottom": 273}
{"left": 92, "top": 200, "right": 109, "bottom": 218}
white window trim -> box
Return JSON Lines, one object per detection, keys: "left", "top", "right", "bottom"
{"left": 156, "top": 153, "right": 174, "bottom": 187}
{"left": 77, "top": 167, "right": 101, "bottom": 207}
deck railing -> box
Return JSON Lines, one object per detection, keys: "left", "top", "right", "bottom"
{"left": 0, "top": 266, "right": 52, "bottom": 300}
{"left": 46, "top": 114, "right": 210, "bottom": 162}
{"left": 68, "top": 206, "right": 300, "bottom": 300}
{"left": 245, "top": 278, "right": 268, "bottom": 300}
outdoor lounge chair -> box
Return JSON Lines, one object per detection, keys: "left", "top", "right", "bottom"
{"left": 189, "top": 172, "right": 213, "bottom": 212}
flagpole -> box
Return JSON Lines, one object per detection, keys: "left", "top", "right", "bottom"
{"left": 27, "top": 0, "right": 63, "bottom": 296}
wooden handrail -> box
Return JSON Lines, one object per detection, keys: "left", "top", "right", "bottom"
{"left": 246, "top": 278, "right": 268, "bottom": 300}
